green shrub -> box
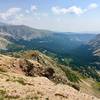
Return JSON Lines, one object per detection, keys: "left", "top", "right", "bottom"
{"left": 60, "top": 66, "right": 80, "bottom": 83}
{"left": 14, "top": 77, "right": 26, "bottom": 85}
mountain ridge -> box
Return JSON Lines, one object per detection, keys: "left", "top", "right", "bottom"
{"left": 0, "top": 23, "right": 96, "bottom": 53}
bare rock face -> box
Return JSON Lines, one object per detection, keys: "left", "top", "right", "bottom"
{"left": 43, "top": 67, "right": 55, "bottom": 79}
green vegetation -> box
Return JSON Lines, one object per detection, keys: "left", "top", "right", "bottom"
{"left": 33, "top": 96, "right": 39, "bottom": 100}
{"left": 93, "top": 82, "right": 100, "bottom": 91}
{"left": 6, "top": 77, "right": 26, "bottom": 85}
{"left": 67, "top": 82, "right": 80, "bottom": 91}
{"left": 0, "top": 89, "right": 6, "bottom": 100}
{"left": 60, "top": 66, "right": 80, "bottom": 83}
{"left": 0, "top": 67, "right": 7, "bottom": 72}
{"left": 14, "top": 77, "right": 26, "bottom": 85}
{"left": 45, "top": 98, "right": 49, "bottom": 100}
{"left": 5, "top": 95, "right": 20, "bottom": 99}
{"left": 53, "top": 54, "right": 100, "bottom": 82}
{"left": 7, "top": 43, "right": 25, "bottom": 52}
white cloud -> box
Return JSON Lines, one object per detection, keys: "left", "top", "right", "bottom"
{"left": 88, "top": 3, "right": 98, "bottom": 10}
{"left": 31, "top": 5, "right": 37, "bottom": 12}
{"left": 52, "top": 6, "right": 84, "bottom": 15}
{"left": 52, "top": 7, "right": 61, "bottom": 14}
{"left": 52, "top": 3, "right": 98, "bottom": 15}
{"left": 25, "top": 5, "right": 37, "bottom": 14}
{"left": 0, "top": 7, "right": 21, "bottom": 20}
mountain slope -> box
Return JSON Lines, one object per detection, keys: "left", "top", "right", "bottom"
{"left": 88, "top": 34, "right": 100, "bottom": 57}
{"left": 0, "top": 73, "right": 99, "bottom": 100}
{"left": 0, "top": 52, "right": 65, "bottom": 83}
{"left": 0, "top": 50, "right": 81, "bottom": 84}
{"left": 67, "top": 34, "right": 100, "bottom": 80}
{"left": 0, "top": 24, "right": 53, "bottom": 50}
{"left": 0, "top": 37, "right": 11, "bottom": 50}
{"left": 0, "top": 23, "right": 95, "bottom": 53}
{"left": 0, "top": 51, "right": 99, "bottom": 100}
{"left": 0, "top": 25, "right": 52, "bottom": 40}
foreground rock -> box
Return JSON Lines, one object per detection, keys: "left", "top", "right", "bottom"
{"left": 0, "top": 52, "right": 99, "bottom": 99}
{"left": 0, "top": 72, "right": 99, "bottom": 100}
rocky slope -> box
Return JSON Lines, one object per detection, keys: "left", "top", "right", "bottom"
{"left": 0, "top": 73, "right": 99, "bottom": 100}
{"left": 0, "top": 51, "right": 69, "bottom": 84}
{"left": 0, "top": 51, "right": 100, "bottom": 100}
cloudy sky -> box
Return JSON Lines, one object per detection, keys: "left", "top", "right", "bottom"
{"left": 0, "top": 0, "right": 100, "bottom": 32}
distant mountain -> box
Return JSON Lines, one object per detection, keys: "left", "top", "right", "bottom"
{"left": 88, "top": 34, "right": 100, "bottom": 57}
{"left": 70, "top": 34, "right": 100, "bottom": 71}
{"left": 0, "top": 23, "right": 53, "bottom": 50}
{"left": 67, "top": 34, "right": 95, "bottom": 42}
{"left": 0, "top": 23, "right": 96, "bottom": 53}
{"left": 0, "top": 24, "right": 52, "bottom": 40}
{"left": 87, "top": 34, "right": 100, "bottom": 70}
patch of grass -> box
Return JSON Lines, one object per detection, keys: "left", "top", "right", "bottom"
{"left": 0, "top": 96, "right": 4, "bottom": 100}
{"left": 67, "top": 82, "right": 80, "bottom": 91}
{"left": 0, "top": 67, "right": 7, "bottom": 72}
{"left": 0, "top": 89, "right": 6, "bottom": 100}
{"left": 0, "top": 86, "right": 20, "bottom": 99}
{"left": 0, "top": 72, "right": 9, "bottom": 77}
{"left": 93, "top": 82, "right": 100, "bottom": 91}
{"left": 5, "top": 95, "right": 20, "bottom": 99}
{"left": 7, "top": 77, "right": 26, "bottom": 85}
{"left": 0, "top": 89, "right": 6, "bottom": 95}
{"left": 34, "top": 95, "right": 39, "bottom": 100}
{"left": 45, "top": 97, "right": 49, "bottom": 100}
{"left": 15, "top": 77, "right": 26, "bottom": 85}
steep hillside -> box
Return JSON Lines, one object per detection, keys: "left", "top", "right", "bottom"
{"left": 0, "top": 73, "right": 99, "bottom": 100}
{"left": 0, "top": 53, "right": 66, "bottom": 83}
{"left": 0, "top": 50, "right": 81, "bottom": 84}
{"left": 0, "top": 37, "right": 11, "bottom": 50}
{"left": 0, "top": 51, "right": 99, "bottom": 99}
